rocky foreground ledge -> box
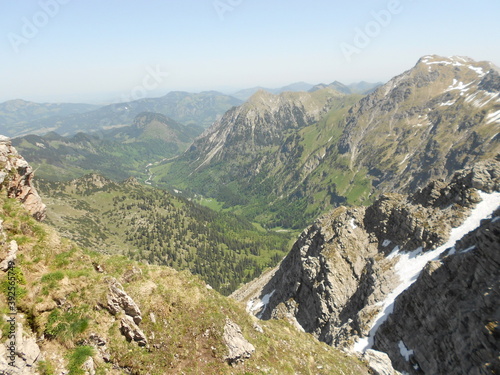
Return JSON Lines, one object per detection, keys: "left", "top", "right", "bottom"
{"left": 235, "top": 158, "right": 500, "bottom": 375}
{"left": 0, "top": 135, "right": 46, "bottom": 221}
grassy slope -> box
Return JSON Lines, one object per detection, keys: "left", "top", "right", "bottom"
{"left": 0, "top": 191, "right": 369, "bottom": 374}
{"left": 151, "top": 94, "right": 367, "bottom": 229}
{"left": 36, "top": 176, "right": 294, "bottom": 295}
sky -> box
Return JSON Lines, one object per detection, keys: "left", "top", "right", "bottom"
{"left": 1, "top": 0, "right": 499, "bottom": 103}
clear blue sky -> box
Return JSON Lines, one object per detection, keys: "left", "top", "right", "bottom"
{"left": 1, "top": 0, "right": 499, "bottom": 103}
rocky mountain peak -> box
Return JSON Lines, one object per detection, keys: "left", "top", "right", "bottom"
{"left": 0, "top": 136, "right": 46, "bottom": 220}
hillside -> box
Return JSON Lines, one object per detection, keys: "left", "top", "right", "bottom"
{"left": 9, "top": 91, "right": 242, "bottom": 137}
{"left": 151, "top": 88, "right": 358, "bottom": 228}
{"left": 151, "top": 55, "right": 500, "bottom": 229}
{"left": 0, "top": 138, "right": 369, "bottom": 374}
{"left": 0, "top": 100, "right": 98, "bottom": 137}
{"left": 36, "top": 174, "right": 292, "bottom": 296}
{"left": 13, "top": 112, "right": 201, "bottom": 182}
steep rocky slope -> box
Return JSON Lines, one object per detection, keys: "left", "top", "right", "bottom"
{"left": 0, "top": 136, "right": 45, "bottom": 220}
{"left": 235, "top": 159, "right": 500, "bottom": 374}
{"left": 374, "top": 209, "right": 500, "bottom": 374}
{"left": 155, "top": 55, "right": 500, "bottom": 229}
{"left": 0, "top": 139, "right": 369, "bottom": 374}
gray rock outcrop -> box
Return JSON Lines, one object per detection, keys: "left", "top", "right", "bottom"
{"left": 222, "top": 319, "right": 255, "bottom": 365}
{"left": 0, "top": 136, "right": 46, "bottom": 221}
{"left": 236, "top": 161, "right": 500, "bottom": 374}
{"left": 362, "top": 349, "right": 402, "bottom": 375}
{"left": 0, "top": 321, "right": 41, "bottom": 375}
{"left": 105, "top": 280, "right": 147, "bottom": 346}
{"left": 106, "top": 280, "right": 142, "bottom": 324}
{"left": 120, "top": 316, "right": 147, "bottom": 347}
{"left": 373, "top": 210, "right": 500, "bottom": 375}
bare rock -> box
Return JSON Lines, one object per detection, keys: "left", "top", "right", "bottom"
{"left": 0, "top": 240, "right": 18, "bottom": 271}
{"left": 362, "top": 349, "right": 401, "bottom": 375}
{"left": 82, "top": 357, "right": 96, "bottom": 375}
{"left": 0, "top": 136, "right": 46, "bottom": 221}
{"left": 106, "top": 280, "right": 142, "bottom": 324}
{"left": 0, "top": 321, "right": 41, "bottom": 374}
{"left": 120, "top": 316, "right": 147, "bottom": 347}
{"left": 223, "top": 319, "right": 255, "bottom": 365}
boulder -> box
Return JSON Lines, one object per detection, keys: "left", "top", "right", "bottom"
{"left": 222, "top": 319, "right": 255, "bottom": 365}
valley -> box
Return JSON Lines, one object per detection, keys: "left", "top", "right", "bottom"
{"left": 0, "top": 54, "right": 499, "bottom": 375}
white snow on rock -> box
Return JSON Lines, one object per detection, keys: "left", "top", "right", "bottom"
{"left": 440, "top": 100, "right": 456, "bottom": 106}
{"left": 468, "top": 65, "right": 485, "bottom": 77}
{"left": 445, "top": 80, "right": 473, "bottom": 93}
{"left": 486, "top": 109, "right": 500, "bottom": 124}
{"left": 353, "top": 191, "right": 500, "bottom": 352}
{"left": 247, "top": 290, "right": 276, "bottom": 319}
{"left": 382, "top": 239, "right": 392, "bottom": 247}
{"left": 350, "top": 218, "right": 358, "bottom": 229}
{"left": 398, "top": 340, "right": 414, "bottom": 361}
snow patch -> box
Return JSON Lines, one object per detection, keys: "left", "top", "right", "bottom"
{"left": 350, "top": 218, "right": 357, "bottom": 229}
{"left": 382, "top": 239, "right": 392, "bottom": 247}
{"left": 247, "top": 290, "right": 276, "bottom": 319}
{"left": 440, "top": 100, "right": 455, "bottom": 106}
{"left": 399, "top": 154, "right": 410, "bottom": 165}
{"left": 460, "top": 245, "right": 476, "bottom": 254}
{"left": 398, "top": 340, "right": 414, "bottom": 361}
{"left": 445, "top": 80, "right": 473, "bottom": 93}
{"left": 486, "top": 109, "right": 500, "bottom": 124}
{"left": 465, "top": 91, "right": 499, "bottom": 108}
{"left": 468, "top": 65, "right": 485, "bottom": 77}
{"left": 35, "top": 142, "right": 45, "bottom": 148}
{"left": 353, "top": 191, "right": 500, "bottom": 353}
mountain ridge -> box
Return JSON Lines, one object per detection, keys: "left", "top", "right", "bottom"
{"left": 234, "top": 158, "right": 500, "bottom": 374}
{"left": 151, "top": 55, "right": 500, "bottom": 228}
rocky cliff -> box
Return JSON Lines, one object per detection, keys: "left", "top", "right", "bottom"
{"left": 0, "top": 136, "right": 45, "bottom": 221}
{"left": 235, "top": 159, "right": 500, "bottom": 374}
{"left": 373, "top": 205, "right": 500, "bottom": 374}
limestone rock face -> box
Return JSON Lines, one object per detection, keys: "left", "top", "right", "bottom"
{"left": 222, "top": 319, "right": 255, "bottom": 365}
{"left": 362, "top": 350, "right": 402, "bottom": 375}
{"left": 120, "top": 316, "right": 148, "bottom": 347}
{"left": 236, "top": 161, "right": 500, "bottom": 374}
{"left": 373, "top": 212, "right": 500, "bottom": 375}
{"left": 106, "top": 280, "right": 142, "bottom": 324}
{"left": 0, "top": 321, "right": 41, "bottom": 375}
{"left": 0, "top": 136, "right": 46, "bottom": 221}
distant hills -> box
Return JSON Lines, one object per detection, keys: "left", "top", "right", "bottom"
{"left": 0, "top": 99, "right": 99, "bottom": 136}
{"left": 231, "top": 81, "right": 381, "bottom": 101}
{"left": 13, "top": 112, "right": 201, "bottom": 181}
{"left": 0, "top": 91, "right": 242, "bottom": 137}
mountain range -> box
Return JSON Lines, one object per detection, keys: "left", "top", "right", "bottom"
{"left": 0, "top": 54, "right": 499, "bottom": 374}
{"left": 12, "top": 112, "right": 201, "bottom": 181}
{"left": 0, "top": 91, "right": 242, "bottom": 138}
{"left": 150, "top": 55, "right": 500, "bottom": 228}
{"left": 231, "top": 81, "right": 381, "bottom": 101}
